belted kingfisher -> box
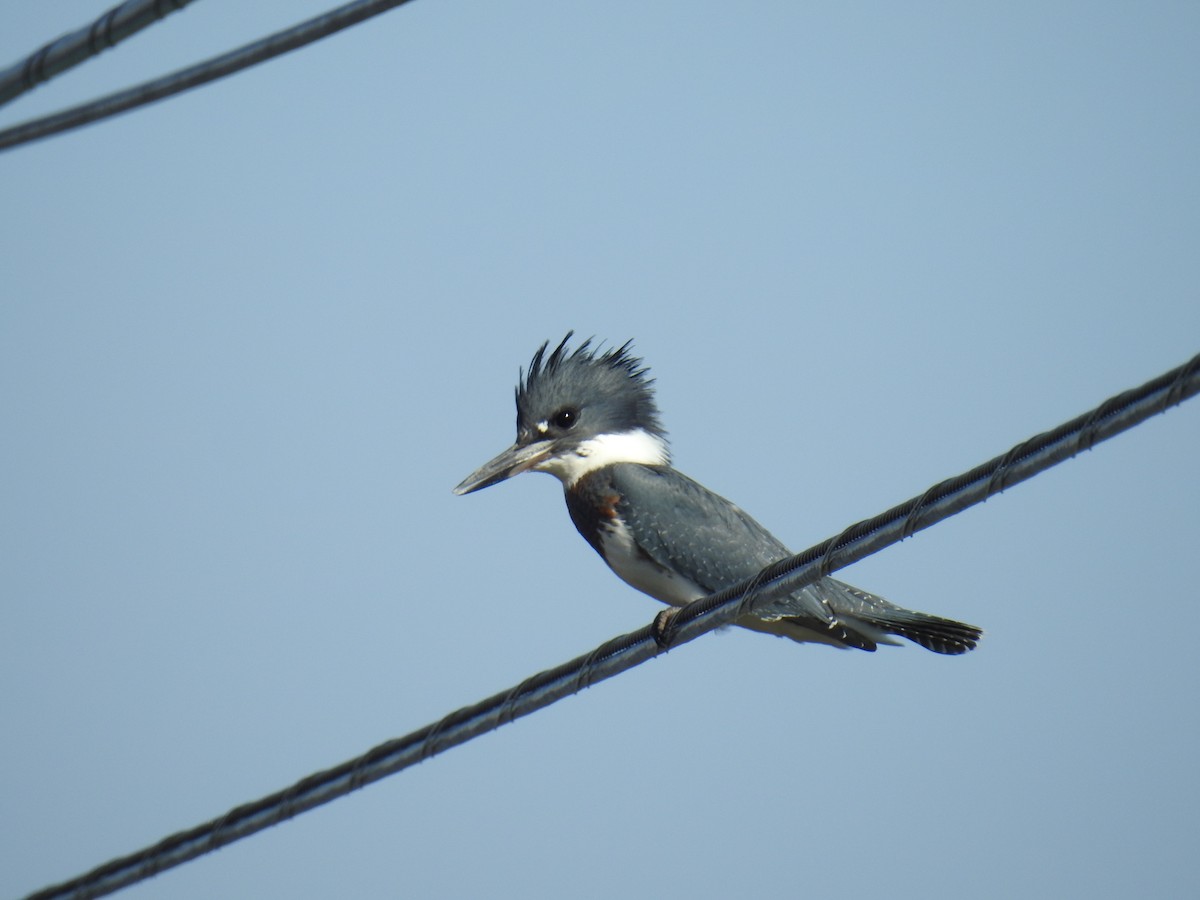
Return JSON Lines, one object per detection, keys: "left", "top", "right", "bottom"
{"left": 454, "top": 334, "right": 981, "bottom": 654}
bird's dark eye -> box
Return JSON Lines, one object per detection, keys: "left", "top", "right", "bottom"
{"left": 552, "top": 408, "right": 578, "bottom": 429}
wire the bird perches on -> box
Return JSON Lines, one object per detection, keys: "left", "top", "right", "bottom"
{"left": 24, "top": 352, "right": 1200, "bottom": 900}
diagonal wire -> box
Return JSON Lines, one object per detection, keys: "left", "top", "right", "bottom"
{"left": 23, "top": 352, "right": 1200, "bottom": 900}
{"left": 0, "top": 0, "right": 199, "bottom": 109}
{"left": 0, "top": 0, "right": 420, "bottom": 153}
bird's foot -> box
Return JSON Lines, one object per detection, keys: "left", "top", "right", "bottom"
{"left": 652, "top": 608, "right": 681, "bottom": 650}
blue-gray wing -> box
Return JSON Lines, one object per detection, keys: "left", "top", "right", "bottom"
{"left": 603, "top": 465, "right": 981, "bottom": 654}
{"left": 606, "top": 464, "right": 835, "bottom": 620}
{"left": 610, "top": 465, "right": 789, "bottom": 586}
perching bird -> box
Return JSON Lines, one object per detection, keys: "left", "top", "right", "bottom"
{"left": 454, "top": 334, "right": 981, "bottom": 654}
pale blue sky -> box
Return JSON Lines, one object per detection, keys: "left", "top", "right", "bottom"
{"left": 3, "top": 3, "right": 1199, "bottom": 898}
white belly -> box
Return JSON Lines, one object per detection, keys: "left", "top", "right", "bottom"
{"left": 597, "top": 516, "right": 706, "bottom": 607}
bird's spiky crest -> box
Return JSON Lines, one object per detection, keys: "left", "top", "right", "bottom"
{"left": 515, "top": 331, "right": 666, "bottom": 439}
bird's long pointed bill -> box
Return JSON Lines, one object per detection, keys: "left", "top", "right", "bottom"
{"left": 453, "top": 441, "right": 554, "bottom": 495}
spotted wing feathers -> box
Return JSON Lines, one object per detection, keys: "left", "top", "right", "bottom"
{"left": 593, "top": 465, "right": 981, "bottom": 654}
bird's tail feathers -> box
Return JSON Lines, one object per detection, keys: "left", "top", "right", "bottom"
{"left": 749, "top": 578, "right": 982, "bottom": 655}
{"left": 820, "top": 578, "right": 981, "bottom": 655}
